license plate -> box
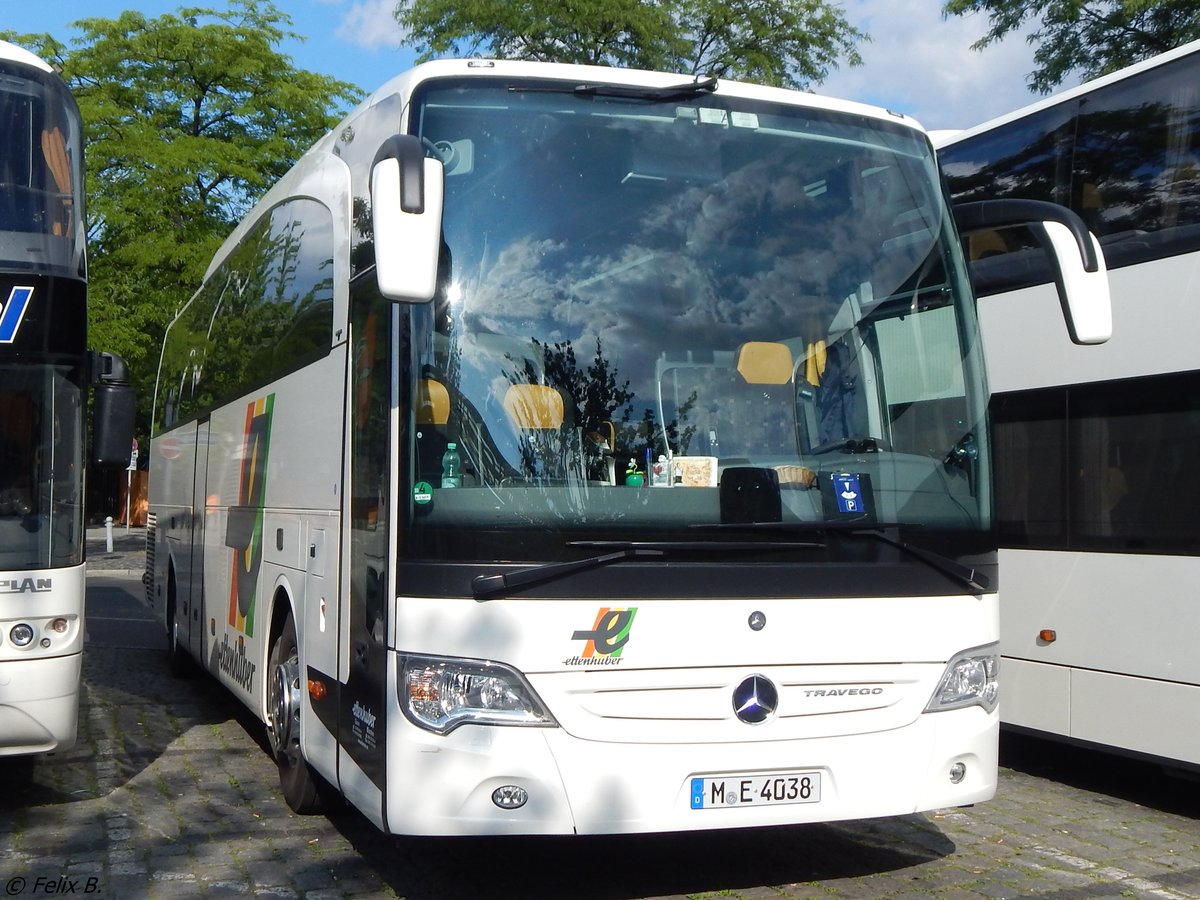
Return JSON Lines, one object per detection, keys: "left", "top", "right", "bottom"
{"left": 690, "top": 771, "right": 821, "bottom": 809}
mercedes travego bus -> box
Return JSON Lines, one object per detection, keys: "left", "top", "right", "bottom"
{"left": 146, "top": 58, "right": 1109, "bottom": 835}
{"left": 0, "top": 39, "right": 135, "bottom": 759}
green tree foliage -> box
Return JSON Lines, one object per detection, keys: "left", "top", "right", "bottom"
{"left": 4, "top": 1, "right": 362, "bottom": 434}
{"left": 395, "top": 0, "right": 680, "bottom": 69}
{"left": 942, "top": 0, "right": 1200, "bottom": 92}
{"left": 679, "top": 0, "right": 866, "bottom": 86}
{"left": 395, "top": 0, "right": 865, "bottom": 90}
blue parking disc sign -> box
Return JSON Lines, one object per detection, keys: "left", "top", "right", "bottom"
{"left": 834, "top": 474, "right": 862, "bottom": 514}
{"left": 821, "top": 471, "right": 874, "bottom": 522}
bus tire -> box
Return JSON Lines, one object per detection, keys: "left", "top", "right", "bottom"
{"left": 165, "top": 565, "right": 193, "bottom": 678}
{"left": 266, "top": 613, "right": 326, "bottom": 814}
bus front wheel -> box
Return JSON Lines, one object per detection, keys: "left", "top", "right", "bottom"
{"left": 165, "top": 566, "right": 193, "bottom": 678}
{"left": 266, "top": 614, "right": 325, "bottom": 814}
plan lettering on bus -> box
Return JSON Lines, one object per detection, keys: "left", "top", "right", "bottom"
{"left": 0, "top": 40, "right": 134, "bottom": 760}
{"left": 936, "top": 38, "right": 1200, "bottom": 771}
{"left": 148, "top": 58, "right": 1107, "bottom": 834}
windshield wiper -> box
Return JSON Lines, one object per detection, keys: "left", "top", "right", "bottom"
{"left": 691, "top": 520, "right": 990, "bottom": 594}
{"left": 568, "top": 540, "right": 823, "bottom": 552}
{"left": 472, "top": 538, "right": 821, "bottom": 600}
{"left": 509, "top": 76, "right": 718, "bottom": 103}
{"left": 473, "top": 548, "right": 665, "bottom": 600}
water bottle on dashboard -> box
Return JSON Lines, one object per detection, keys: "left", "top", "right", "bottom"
{"left": 441, "top": 442, "right": 462, "bottom": 488}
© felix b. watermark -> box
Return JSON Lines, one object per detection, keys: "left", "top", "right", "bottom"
{"left": 4, "top": 875, "right": 102, "bottom": 895}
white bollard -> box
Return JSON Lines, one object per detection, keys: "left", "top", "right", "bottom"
{"left": 105, "top": 516, "right": 114, "bottom": 553}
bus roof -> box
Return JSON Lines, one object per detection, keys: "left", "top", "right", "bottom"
{"left": 352, "top": 58, "right": 926, "bottom": 137}
{"left": 934, "top": 37, "right": 1200, "bottom": 147}
{"left": 0, "top": 39, "right": 54, "bottom": 73}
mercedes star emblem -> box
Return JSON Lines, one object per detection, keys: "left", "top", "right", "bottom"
{"left": 732, "top": 674, "right": 779, "bottom": 724}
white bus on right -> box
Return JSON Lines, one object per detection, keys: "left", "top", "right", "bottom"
{"left": 935, "top": 38, "right": 1200, "bottom": 769}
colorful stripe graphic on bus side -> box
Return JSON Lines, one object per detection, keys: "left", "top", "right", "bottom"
{"left": 226, "top": 394, "right": 275, "bottom": 637}
{"left": 0, "top": 286, "right": 34, "bottom": 343}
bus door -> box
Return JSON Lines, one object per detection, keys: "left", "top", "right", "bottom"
{"left": 186, "top": 418, "right": 211, "bottom": 663}
{"left": 337, "top": 283, "right": 392, "bottom": 824}
{"left": 301, "top": 516, "right": 342, "bottom": 788}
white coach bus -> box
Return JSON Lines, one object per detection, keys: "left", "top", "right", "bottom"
{"left": 0, "top": 40, "right": 134, "bottom": 758}
{"left": 147, "top": 58, "right": 1108, "bottom": 834}
{"left": 936, "top": 40, "right": 1200, "bottom": 768}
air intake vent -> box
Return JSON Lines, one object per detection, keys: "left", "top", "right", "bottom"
{"left": 144, "top": 512, "right": 156, "bottom": 607}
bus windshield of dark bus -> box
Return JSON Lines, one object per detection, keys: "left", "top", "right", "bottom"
{"left": 0, "top": 61, "right": 85, "bottom": 278}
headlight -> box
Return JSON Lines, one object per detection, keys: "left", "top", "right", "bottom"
{"left": 925, "top": 644, "right": 999, "bottom": 713}
{"left": 9, "top": 623, "right": 35, "bottom": 647}
{"left": 399, "top": 654, "right": 557, "bottom": 735}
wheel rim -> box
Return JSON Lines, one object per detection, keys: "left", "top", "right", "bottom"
{"left": 268, "top": 652, "right": 301, "bottom": 760}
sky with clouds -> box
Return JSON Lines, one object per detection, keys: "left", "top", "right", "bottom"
{"left": 320, "top": 0, "right": 1076, "bottom": 131}
{"left": 0, "top": 0, "right": 1074, "bottom": 131}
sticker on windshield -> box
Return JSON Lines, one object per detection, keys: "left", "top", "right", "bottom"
{"left": 413, "top": 481, "right": 434, "bottom": 505}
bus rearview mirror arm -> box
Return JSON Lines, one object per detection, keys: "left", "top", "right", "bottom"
{"left": 952, "top": 198, "right": 1112, "bottom": 345}
{"left": 370, "top": 134, "right": 445, "bottom": 303}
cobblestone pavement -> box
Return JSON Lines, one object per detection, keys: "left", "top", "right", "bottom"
{"left": 2, "top": 568, "right": 1199, "bottom": 899}
{"left": 83, "top": 523, "right": 148, "bottom": 575}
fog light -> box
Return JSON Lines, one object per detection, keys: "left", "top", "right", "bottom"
{"left": 949, "top": 762, "right": 966, "bottom": 784}
{"left": 10, "top": 623, "right": 35, "bottom": 647}
{"left": 491, "top": 784, "right": 528, "bottom": 810}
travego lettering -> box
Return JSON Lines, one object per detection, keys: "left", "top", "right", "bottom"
{"left": 803, "top": 687, "right": 884, "bottom": 697}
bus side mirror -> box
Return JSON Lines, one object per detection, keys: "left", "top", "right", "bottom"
{"left": 953, "top": 199, "right": 1112, "bottom": 345}
{"left": 90, "top": 351, "right": 136, "bottom": 469}
{"left": 370, "top": 134, "right": 444, "bottom": 302}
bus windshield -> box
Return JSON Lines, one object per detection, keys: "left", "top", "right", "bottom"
{"left": 402, "top": 78, "right": 989, "bottom": 552}
{"left": 0, "top": 362, "right": 84, "bottom": 569}
{"left": 0, "top": 59, "right": 85, "bottom": 279}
